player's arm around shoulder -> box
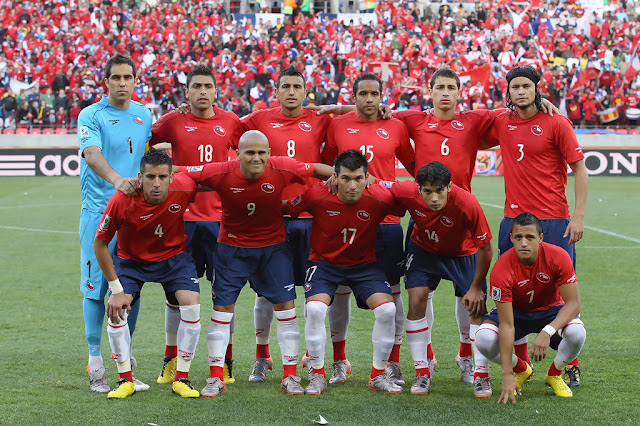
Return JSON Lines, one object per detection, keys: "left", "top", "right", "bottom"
{"left": 284, "top": 181, "right": 326, "bottom": 217}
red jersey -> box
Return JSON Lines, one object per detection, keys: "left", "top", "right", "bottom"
{"left": 149, "top": 107, "right": 243, "bottom": 221}
{"left": 241, "top": 107, "right": 332, "bottom": 217}
{"left": 391, "top": 181, "right": 492, "bottom": 257}
{"left": 180, "top": 156, "right": 314, "bottom": 248}
{"left": 322, "top": 112, "right": 414, "bottom": 224}
{"left": 394, "top": 109, "right": 497, "bottom": 192}
{"left": 490, "top": 242, "right": 577, "bottom": 313}
{"left": 486, "top": 111, "right": 584, "bottom": 219}
{"left": 287, "top": 182, "right": 396, "bottom": 266}
{"left": 95, "top": 173, "right": 197, "bottom": 263}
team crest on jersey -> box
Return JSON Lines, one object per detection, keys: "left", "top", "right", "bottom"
{"left": 86, "top": 281, "right": 94, "bottom": 290}
{"left": 186, "top": 166, "right": 204, "bottom": 172}
{"left": 304, "top": 282, "right": 312, "bottom": 291}
{"left": 80, "top": 126, "right": 89, "bottom": 138}
{"left": 376, "top": 128, "right": 390, "bottom": 139}
{"left": 98, "top": 215, "right": 111, "bottom": 232}
{"left": 261, "top": 182, "right": 275, "bottom": 193}
{"left": 133, "top": 116, "right": 143, "bottom": 125}
{"left": 536, "top": 272, "right": 551, "bottom": 283}
{"left": 531, "top": 125, "right": 543, "bottom": 136}
{"left": 298, "top": 122, "right": 312, "bottom": 132}
{"left": 169, "top": 204, "right": 182, "bottom": 213}
{"left": 451, "top": 120, "right": 464, "bottom": 130}
{"left": 491, "top": 286, "right": 501, "bottom": 301}
{"left": 440, "top": 216, "right": 453, "bottom": 227}
{"left": 211, "top": 290, "right": 216, "bottom": 299}
{"left": 357, "top": 210, "right": 371, "bottom": 221}
{"left": 214, "top": 125, "right": 226, "bottom": 137}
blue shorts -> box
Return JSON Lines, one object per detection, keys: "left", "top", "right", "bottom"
{"left": 304, "top": 261, "right": 391, "bottom": 310}
{"left": 284, "top": 217, "right": 312, "bottom": 286}
{"left": 499, "top": 217, "right": 576, "bottom": 267}
{"left": 114, "top": 251, "right": 200, "bottom": 302}
{"left": 185, "top": 221, "right": 220, "bottom": 282}
{"left": 212, "top": 242, "right": 296, "bottom": 306}
{"left": 375, "top": 223, "right": 405, "bottom": 284}
{"left": 404, "top": 240, "right": 486, "bottom": 298}
{"left": 483, "top": 304, "right": 564, "bottom": 349}
{"left": 79, "top": 209, "right": 115, "bottom": 300}
{"left": 404, "top": 218, "right": 415, "bottom": 252}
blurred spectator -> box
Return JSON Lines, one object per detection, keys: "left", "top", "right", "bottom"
{"left": 16, "top": 101, "right": 31, "bottom": 126}
{"left": 2, "top": 88, "right": 17, "bottom": 117}
{"left": 69, "top": 100, "right": 81, "bottom": 128}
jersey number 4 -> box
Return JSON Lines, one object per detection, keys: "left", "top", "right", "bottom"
{"left": 155, "top": 224, "right": 164, "bottom": 238}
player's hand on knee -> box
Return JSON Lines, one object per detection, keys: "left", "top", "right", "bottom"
{"left": 498, "top": 374, "right": 518, "bottom": 404}
{"left": 530, "top": 333, "right": 550, "bottom": 362}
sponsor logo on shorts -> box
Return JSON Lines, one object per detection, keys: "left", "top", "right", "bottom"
{"left": 284, "top": 284, "right": 295, "bottom": 291}
{"left": 376, "top": 128, "right": 390, "bottom": 139}
{"left": 518, "top": 279, "right": 530, "bottom": 287}
{"left": 230, "top": 187, "right": 245, "bottom": 193}
{"left": 440, "top": 216, "right": 453, "bottom": 227}
{"left": 531, "top": 125, "right": 543, "bottom": 136}
{"left": 80, "top": 126, "right": 90, "bottom": 138}
{"left": 491, "top": 286, "right": 501, "bottom": 301}
{"left": 347, "top": 128, "right": 360, "bottom": 134}
{"left": 451, "top": 120, "right": 464, "bottom": 130}
{"left": 185, "top": 126, "right": 198, "bottom": 132}
{"left": 357, "top": 210, "right": 371, "bottom": 221}
{"left": 86, "top": 281, "right": 94, "bottom": 290}
{"left": 191, "top": 278, "right": 199, "bottom": 284}
{"left": 298, "top": 122, "right": 312, "bottom": 132}
{"left": 214, "top": 125, "right": 226, "bottom": 136}
{"left": 211, "top": 291, "right": 216, "bottom": 299}
{"left": 536, "top": 272, "right": 551, "bottom": 283}
{"left": 98, "top": 215, "right": 112, "bottom": 232}
{"left": 140, "top": 214, "right": 153, "bottom": 220}
{"left": 169, "top": 204, "right": 182, "bottom": 213}
{"left": 261, "top": 182, "right": 275, "bottom": 193}
{"left": 133, "top": 116, "right": 143, "bottom": 125}
{"left": 186, "top": 165, "right": 203, "bottom": 172}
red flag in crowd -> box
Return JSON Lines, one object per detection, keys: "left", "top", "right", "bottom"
{"left": 459, "top": 64, "right": 491, "bottom": 94}
{"left": 370, "top": 62, "right": 400, "bottom": 82}
{"left": 625, "top": 48, "right": 640, "bottom": 82}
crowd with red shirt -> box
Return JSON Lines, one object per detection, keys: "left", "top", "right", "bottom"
{"left": 0, "top": 0, "right": 639, "bottom": 131}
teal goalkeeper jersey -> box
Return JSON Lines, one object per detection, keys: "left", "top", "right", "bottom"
{"left": 78, "top": 96, "right": 152, "bottom": 212}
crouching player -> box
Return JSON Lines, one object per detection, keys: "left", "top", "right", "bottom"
{"left": 94, "top": 149, "right": 202, "bottom": 399}
{"left": 285, "top": 150, "right": 401, "bottom": 395}
{"left": 475, "top": 212, "right": 586, "bottom": 403}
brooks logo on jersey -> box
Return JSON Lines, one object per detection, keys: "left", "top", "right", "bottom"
{"left": 347, "top": 128, "right": 360, "bottom": 134}
{"left": 109, "top": 119, "right": 120, "bottom": 125}
{"left": 518, "top": 279, "right": 530, "bottom": 287}
{"left": 270, "top": 123, "right": 284, "bottom": 128}
{"left": 140, "top": 214, "right": 154, "bottom": 221}
{"left": 510, "top": 204, "right": 519, "bottom": 209}
{"left": 476, "top": 232, "right": 488, "bottom": 241}
{"left": 414, "top": 210, "right": 426, "bottom": 218}
{"left": 185, "top": 126, "right": 198, "bottom": 132}
{"left": 567, "top": 274, "right": 577, "bottom": 283}
{"left": 428, "top": 123, "right": 438, "bottom": 128}
{"left": 327, "top": 210, "right": 340, "bottom": 216}
{"left": 230, "top": 187, "right": 245, "bottom": 193}
{"left": 508, "top": 125, "right": 518, "bottom": 131}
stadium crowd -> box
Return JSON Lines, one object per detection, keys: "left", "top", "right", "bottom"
{"left": 0, "top": 0, "right": 639, "bottom": 131}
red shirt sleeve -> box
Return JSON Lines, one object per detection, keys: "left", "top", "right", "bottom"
{"left": 321, "top": 120, "right": 339, "bottom": 165}
{"left": 95, "top": 193, "right": 126, "bottom": 242}
{"left": 393, "top": 120, "right": 415, "bottom": 167}
{"left": 553, "top": 116, "right": 584, "bottom": 165}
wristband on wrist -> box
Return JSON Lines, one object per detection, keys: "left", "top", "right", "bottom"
{"left": 108, "top": 278, "right": 124, "bottom": 294}
{"left": 542, "top": 324, "right": 556, "bottom": 336}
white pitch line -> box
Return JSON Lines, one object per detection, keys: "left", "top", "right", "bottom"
{"left": 479, "top": 202, "right": 640, "bottom": 244}
{"left": 0, "top": 225, "right": 75, "bottom": 235}
{"left": 0, "top": 202, "right": 77, "bottom": 210}
{"left": 580, "top": 246, "right": 640, "bottom": 249}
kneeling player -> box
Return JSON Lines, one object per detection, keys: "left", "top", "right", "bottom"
{"left": 285, "top": 150, "right": 401, "bottom": 395}
{"left": 94, "top": 150, "right": 202, "bottom": 399}
{"left": 391, "top": 162, "right": 493, "bottom": 397}
{"left": 475, "top": 212, "right": 586, "bottom": 403}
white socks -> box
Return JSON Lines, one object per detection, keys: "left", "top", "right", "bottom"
{"left": 207, "top": 310, "right": 233, "bottom": 368}
{"left": 554, "top": 319, "right": 586, "bottom": 369}
{"left": 405, "top": 317, "right": 429, "bottom": 373}
{"left": 391, "top": 284, "right": 405, "bottom": 346}
{"left": 371, "top": 302, "right": 396, "bottom": 370}
{"left": 275, "top": 308, "right": 300, "bottom": 367}
{"left": 165, "top": 301, "right": 180, "bottom": 347}
{"left": 305, "top": 301, "right": 329, "bottom": 369}
{"left": 470, "top": 323, "right": 489, "bottom": 376}
{"left": 329, "top": 285, "right": 351, "bottom": 343}
{"left": 177, "top": 304, "right": 201, "bottom": 372}
{"left": 107, "top": 311, "right": 131, "bottom": 366}
{"left": 455, "top": 296, "right": 471, "bottom": 345}
{"left": 254, "top": 295, "right": 274, "bottom": 346}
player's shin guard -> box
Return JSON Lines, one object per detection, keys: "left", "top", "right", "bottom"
{"left": 165, "top": 301, "right": 180, "bottom": 356}
{"left": 470, "top": 323, "right": 489, "bottom": 378}
{"left": 390, "top": 284, "right": 405, "bottom": 362}
{"left": 83, "top": 297, "right": 105, "bottom": 358}
{"left": 207, "top": 311, "right": 233, "bottom": 379}
{"left": 405, "top": 317, "right": 429, "bottom": 376}
{"left": 275, "top": 308, "right": 300, "bottom": 376}
{"left": 107, "top": 312, "right": 131, "bottom": 365}
{"left": 371, "top": 302, "right": 396, "bottom": 370}
{"left": 305, "top": 301, "right": 328, "bottom": 370}
{"left": 455, "top": 296, "right": 473, "bottom": 356}
{"left": 178, "top": 305, "right": 201, "bottom": 362}
{"left": 254, "top": 295, "right": 274, "bottom": 346}
{"left": 554, "top": 319, "right": 586, "bottom": 371}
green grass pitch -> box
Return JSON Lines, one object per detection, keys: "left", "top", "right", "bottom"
{"left": 0, "top": 176, "right": 638, "bottom": 425}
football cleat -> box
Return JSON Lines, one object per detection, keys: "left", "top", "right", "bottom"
{"left": 132, "top": 377, "right": 150, "bottom": 392}
{"left": 563, "top": 365, "right": 580, "bottom": 388}
{"left": 455, "top": 355, "right": 474, "bottom": 384}
{"left": 88, "top": 365, "right": 110, "bottom": 393}
{"left": 527, "top": 360, "right": 534, "bottom": 381}
{"left": 201, "top": 377, "right": 226, "bottom": 397}
{"left": 473, "top": 376, "right": 492, "bottom": 398}
{"left": 157, "top": 357, "right": 177, "bottom": 384}
{"left": 305, "top": 373, "right": 328, "bottom": 395}
{"left": 223, "top": 358, "right": 236, "bottom": 384}
{"left": 410, "top": 374, "right": 432, "bottom": 395}
{"left": 281, "top": 375, "right": 305, "bottom": 395}
{"left": 329, "top": 359, "right": 352, "bottom": 384}
{"left": 514, "top": 362, "right": 534, "bottom": 394}
{"left": 107, "top": 378, "right": 135, "bottom": 399}
{"left": 248, "top": 357, "right": 274, "bottom": 382}
{"left": 546, "top": 374, "right": 573, "bottom": 397}
{"left": 427, "top": 358, "right": 438, "bottom": 378}
{"left": 172, "top": 378, "right": 200, "bottom": 398}
{"left": 368, "top": 373, "right": 403, "bottom": 393}
{"left": 385, "top": 361, "right": 405, "bottom": 385}
{"left": 301, "top": 353, "right": 313, "bottom": 381}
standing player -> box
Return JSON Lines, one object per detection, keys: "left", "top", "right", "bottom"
{"left": 150, "top": 65, "right": 243, "bottom": 386}
{"left": 94, "top": 150, "right": 202, "bottom": 399}
{"left": 241, "top": 66, "right": 333, "bottom": 382}
{"left": 320, "top": 73, "right": 415, "bottom": 385}
{"left": 475, "top": 213, "right": 585, "bottom": 402}
{"left": 78, "top": 53, "right": 151, "bottom": 393}
{"left": 485, "top": 66, "right": 588, "bottom": 385}
{"left": 178, "top": 130, "right": 333, "bottom": 397}
{"left": 390, "top": 162, "right": 493, "bottom": 397}
{"left": 285, "top": 150, "right": 401, "bottom": 395}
